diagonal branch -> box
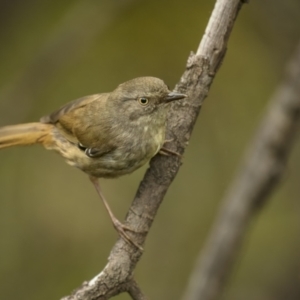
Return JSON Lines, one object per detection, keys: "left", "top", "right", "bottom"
{"left": 182, "top": 40, "right": 300, "bottom": 300}
{"left": 61, "top": 0, "right": 247, "bottom": 299}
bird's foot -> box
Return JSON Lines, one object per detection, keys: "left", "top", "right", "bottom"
{"left": 159, "top": 139, "right": 182, "bottom": 157}
{"left": 111, "top": 217, "right": 144, "bottom": 251}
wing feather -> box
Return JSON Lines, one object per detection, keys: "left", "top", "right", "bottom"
{"left": 39, "top": 93, "right": 109, "bottom": 148}
{"left": 40, "top": 94, "right": 104, "bottom": 124}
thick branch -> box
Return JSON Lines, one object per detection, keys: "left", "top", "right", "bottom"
{"left": 61, "top": 0, "right": 246, "bottom": 299}
{"left": 182, "top": 41, "right": 300, "bottom": 300}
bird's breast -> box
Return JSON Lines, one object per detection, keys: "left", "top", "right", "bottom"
{"left": 88, "top": 124, "right": 166, "bottom": 178}
{"left": 49, "top": 123, "right": 166, "bottom": 178}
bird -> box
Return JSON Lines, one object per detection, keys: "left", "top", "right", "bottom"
{"left": 0, "top": 77, "right": 186, "bottom": 249}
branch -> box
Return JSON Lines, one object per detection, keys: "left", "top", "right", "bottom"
{"left": 61, "top": 0, "right": 247, "bottom": 299}
{"left": 182, "top": 40, "right": 300, "bottom": 300}
{"left": 127, "top": 279, "right": 148, "bottom": 300}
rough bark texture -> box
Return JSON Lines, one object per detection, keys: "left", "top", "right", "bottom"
{"left": 182, "top": 41, "right": 300, "bottom": 300}
{"left": 61, "top": 0, "right": 246, "bottom": 299}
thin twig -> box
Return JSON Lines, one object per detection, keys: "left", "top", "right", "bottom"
{"left": 182, "top": 41, "right": 300, "bottom": 300}
{"left": 127, "top": 279, "right": 148, "bottom": 300}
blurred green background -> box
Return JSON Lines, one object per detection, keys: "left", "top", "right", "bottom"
{"left": 0, "top": 0, "right": 300, "bottom": 299}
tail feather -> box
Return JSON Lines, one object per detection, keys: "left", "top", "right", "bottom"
{"left": 0, "top": 122, "right": 52, "bottom": 149}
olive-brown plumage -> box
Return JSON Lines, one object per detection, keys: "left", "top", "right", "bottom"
{"left": 0, "top": 77, "right": 186, "bottom": 248}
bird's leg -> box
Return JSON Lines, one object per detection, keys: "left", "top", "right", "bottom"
{"left": 159, "top": 139, "right": 182, "bottom": 157}
{"left": 89, "top": 176, "right": 143, "bottom": 251}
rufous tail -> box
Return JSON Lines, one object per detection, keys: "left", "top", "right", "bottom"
{"left": 0, "top": 122, "right": 53, "bottom": 149}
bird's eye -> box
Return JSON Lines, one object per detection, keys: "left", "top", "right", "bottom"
{"left": 138, "top": 97, "right": 149, "bottom": 106}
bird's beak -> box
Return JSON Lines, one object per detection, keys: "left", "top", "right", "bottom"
{"left": 164, "top": 92, "right": 187, "bottom": 103}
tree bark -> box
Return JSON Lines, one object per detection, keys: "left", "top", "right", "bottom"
{"left": 182, "top": 41, "right": 300, "bottom": 300}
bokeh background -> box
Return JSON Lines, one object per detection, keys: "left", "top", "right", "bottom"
{"left": 0, "top": 0, "right": 300, "bottom": 299}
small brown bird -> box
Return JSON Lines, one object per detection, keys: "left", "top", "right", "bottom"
{"left": 0, "top": 77, "right": 186, "bottom": 249}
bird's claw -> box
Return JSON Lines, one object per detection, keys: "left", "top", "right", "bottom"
{"left": 112, "top": 218, "right": 144, "bottom": 251}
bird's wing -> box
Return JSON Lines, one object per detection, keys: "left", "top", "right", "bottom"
{"left": 39, "top": 93, "right": 109, "bottom": 147}
{"left": 40, "top": 94, "right": 105, "bottom": 124}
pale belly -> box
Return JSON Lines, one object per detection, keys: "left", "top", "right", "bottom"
{"left": 48, "top": 127, "right": 165, "bottom": 178}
